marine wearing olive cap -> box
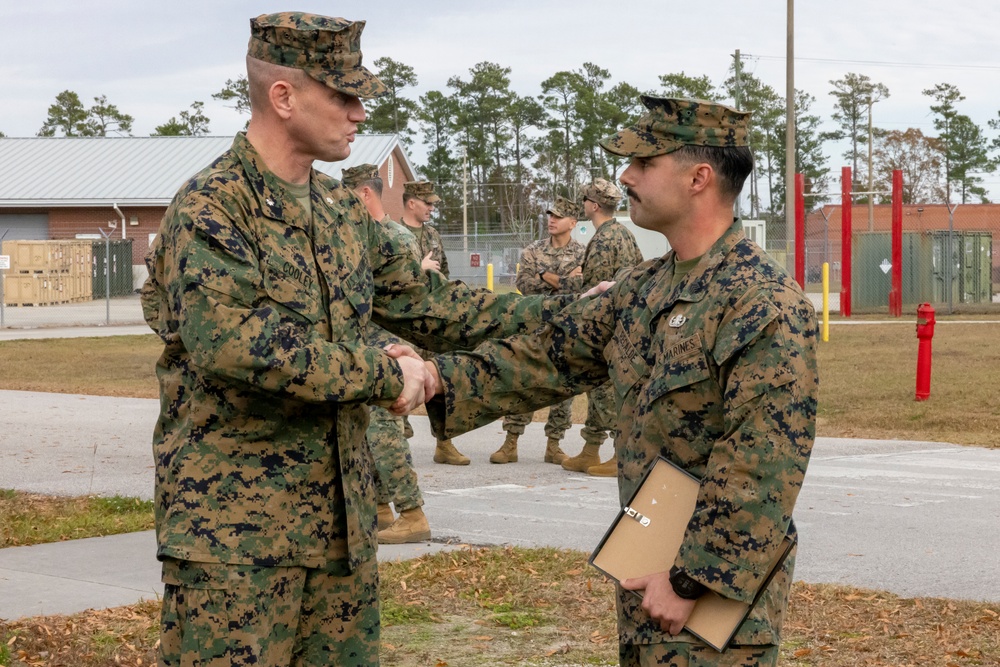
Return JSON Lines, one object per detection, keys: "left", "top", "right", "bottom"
{"left": 403, "top": 180, "right": 442, "bottom": 204}
{"left": 600, "top": 96, "right": 750, "bottom": 157}
{"left": 341, "top": 163, "right": 380, "bottom": 190}
{"left": 546, "top": 196, "right": 582, "bottom": 220}
{"left": 248, "top": 12, "right": 387, "bottom": 99}
{"left": 580, "top": 178, "right": 622, "bottom": 208}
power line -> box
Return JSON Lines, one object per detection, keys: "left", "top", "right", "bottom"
{"left": 744, "top": 54, "right": 1000, "bottom": 72}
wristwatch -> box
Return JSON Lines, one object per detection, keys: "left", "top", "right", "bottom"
{"left": 668, "top": 566, "right": 706, "bottom": 600}
{"left": 538, "top": 270, "right": 547, "bottom": 280}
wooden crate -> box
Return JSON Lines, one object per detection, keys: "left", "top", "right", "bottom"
{"left": 3, "top": 273, "right": 43, "bottom": 306}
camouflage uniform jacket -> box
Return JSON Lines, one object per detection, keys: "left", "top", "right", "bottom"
{"left": 382, "top": 214, "right": 421, "bottom": 262}
{"left": 581, "top": 218, "right": 643, "bottom": 290}
{"left": 141, "top": 133, "right": 570, "bottom": 572}
{"left": 403, "top": 221, "right": 449, "bottom": 278}
{"left": 515, "top": 237, "right": 586, "bottom": 296}
{"left": 429, "top": 219, "right": 818, "bottom": 647}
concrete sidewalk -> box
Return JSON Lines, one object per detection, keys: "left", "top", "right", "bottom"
{"left": 0, "top": 530, "right": 453, "bottom": 620}
{"left": 2, "top": 390, "right": 1000, "bottom": 621}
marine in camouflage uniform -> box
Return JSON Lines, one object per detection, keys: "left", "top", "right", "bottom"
{"left": 400, "top": 180, "right": 449, "bottom": 278}
{"left": 425, "top": 97, "right": 818, "bottom": 667}
{"left": 141, "top": 14, "right": 572, "bottom": 667}
{"left": 399, "top": 180, "right": 470, "bottom": 465}
{"left": 343, "top": 163, "right": 429, "bottom": 544}
{"left": 561, "top": 178, "right": 644, "bottom": 477}
{"left": 492, "top": 195, "right": 586, "bottom": 465}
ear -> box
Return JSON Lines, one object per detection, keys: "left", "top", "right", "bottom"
{"left": 269, "top": 80, "right": 295, "bottom": 120}
{"left": 688, "top": 162, "right": 714, "bottom": 195}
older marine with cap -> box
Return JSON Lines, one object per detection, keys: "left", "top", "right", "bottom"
{"left": 141, "top": 11, "right": 574, "bottom": 666}
{"left": 422, "top": 96, "right": 819, "bottom": 667}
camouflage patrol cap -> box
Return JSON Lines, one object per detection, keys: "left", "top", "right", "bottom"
{"left": 580, "top": 178, "right": 622, "bottom": 207}
{"left": 403, "top": 181, "right": 441, "bottom": 204}
{"left": 341, "top": 163, "right": 380, "bottom": 189}
{"left": 599, "top": 96, "right": 750, "bottom": 158}
{"left": 248, "top": 13, "right": 387, "bottom": 99}
{"left": 546, "top": 196, "right": 582, "bottom": 220}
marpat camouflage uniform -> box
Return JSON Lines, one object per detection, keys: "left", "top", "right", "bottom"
{"left": 502, "top": 233, "right": 585, "bottom": 438}
{"left": 367, "top": 325, "right": 422, "bottom": 512}
{"left": 579, "top": 211, "right": 643, "bottom": 448}
{"left": 142, "top": 131, "right": 571, "bottom": 665}
{"left": 429, "top": 218, "right": 817, "bottom": 657}
{"left": 402, "top": 180, "right": 449, "bottom": 278}
{"left": 407, "top": 222, "right": 449, "bottom": 278}
{"left": 368, "top": 214, "right": 423, "bottom": 512}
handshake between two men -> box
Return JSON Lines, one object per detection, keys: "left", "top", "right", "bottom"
{"left": 384, "top": 279, "right": 618, "bottom": 416}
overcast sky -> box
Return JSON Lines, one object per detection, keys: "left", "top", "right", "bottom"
{"left": 4, "top": 0, "right": 1000, "bottom": 195}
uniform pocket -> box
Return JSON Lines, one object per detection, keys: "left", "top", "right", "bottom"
{"left": 262, "top": 258, "right": 321, "bottom": 322}
{"left": 604, "top": 321, "right": 649, "bottom": 401}
{"left": 642, "top": 333, "right": 711, "bottom": 407}
{"left": 342, "top": 267, "right": 374, "bottom": 324}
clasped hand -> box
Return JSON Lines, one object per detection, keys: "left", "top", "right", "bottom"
{"left": 384, "top": 344, "right": 441, "bottom": 415}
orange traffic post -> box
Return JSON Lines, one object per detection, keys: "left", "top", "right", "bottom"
{"left": 915, "top": 303, "right": 936, "bottom": 401}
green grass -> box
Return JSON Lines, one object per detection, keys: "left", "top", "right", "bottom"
{"left": 0, "top": 492, "right": 155, "bottom": 548}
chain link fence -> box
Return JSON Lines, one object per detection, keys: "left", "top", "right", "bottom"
{"left": 1, "top": 237, "right": 144, "bottom": 329}
{"left": 803, "top": 203, "right": 999, "bottom": 315}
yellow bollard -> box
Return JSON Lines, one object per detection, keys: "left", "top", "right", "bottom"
{"left": 821, "top": 262, "right": 830, "bottom": 342}
{"left": 487, "top": 263, "right": 494, "bottom": 292}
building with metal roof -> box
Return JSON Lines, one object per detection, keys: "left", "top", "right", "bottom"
{"left": 0, "top": 134, "right": 417, "bottom": 284}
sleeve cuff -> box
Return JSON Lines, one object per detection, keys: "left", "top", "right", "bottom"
{"left": 368, "top": 348, "right": 405, "bottom": 408}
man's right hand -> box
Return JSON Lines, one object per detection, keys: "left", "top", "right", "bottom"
{"left": 421, "top": 252, "right": 440, "bottom": 271}
{"left": 390, "top": 355, "right": 431, "bottom": 415}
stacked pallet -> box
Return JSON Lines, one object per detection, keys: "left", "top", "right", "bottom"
{"left": 1, "top": 240, "right": 94, "bottom": 306}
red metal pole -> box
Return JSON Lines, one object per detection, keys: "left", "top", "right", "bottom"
{"left": 795, "top": 173, "right": 805, "bottom": 289}
{"left": 915, "top": 303, "right": 936, "bottom": 400}
{"left": 840, "top": 166, "right": 852, "bottom": 317}
{"left": 889, "top": 170, "right": 903, "bottom": 316}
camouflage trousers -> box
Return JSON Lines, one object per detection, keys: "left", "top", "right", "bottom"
{"left": 370, "top": 406, "right": 423, "bottom": 512}
{"left": 580, "top": 380, "right": 617, "bottom": 446}
{"left": 618, "top": 642, "right": 777, "bottom": 667}
{"left": 501, "top": 395, "right": 574, "bottom": 439}
{"left": 158, "top": 556, "right": 379, "bottom": 667}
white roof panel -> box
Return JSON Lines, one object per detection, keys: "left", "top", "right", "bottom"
{"left": 0, "top": 134, "right": 409, "bottom": 207}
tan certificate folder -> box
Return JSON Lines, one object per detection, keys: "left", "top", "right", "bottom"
{"left": 589, "top": 456, "right": 795, "bottom": 652}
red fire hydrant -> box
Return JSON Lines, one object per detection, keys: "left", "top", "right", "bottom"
{"left": 915, "top": 303, "right": 936, "bottom": 401}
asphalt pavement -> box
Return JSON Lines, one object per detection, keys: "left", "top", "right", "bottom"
{"left": 2, "top": 388, "right": 998, "bottom": 621}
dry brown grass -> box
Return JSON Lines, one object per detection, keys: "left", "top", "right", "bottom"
{"left": 2, "top": 547, "right": 997, "bottom": 667}
{"left": 0, "top": 335, "right": 160, "bottom": 398}
{"left": 815, "top": 321, "right": 1000, "bottom": 446}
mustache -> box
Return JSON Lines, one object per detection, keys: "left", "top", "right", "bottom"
{"left": 625, "top": 187, "right": 640, "bottom": 203}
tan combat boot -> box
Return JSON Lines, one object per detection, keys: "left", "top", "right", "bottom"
{"left": 587, "top": 454, "right": 617, "bottom": 477}
{"left": 377, "top": 507, "right": 431, "bottom": 544}
{"left": 544, "top": 438, "right": 567, "bottom": 464}
{"left": 377, "top": 503, "right": 395, "bottom": 531}
{"left": 434, "top": 439, "right": 471, "bottom": 465}
{"left": 561, "top": 443, "right": 602, "bottom": 472}
{"left": 490, "top": 433, "right": 519, "bottom": 464}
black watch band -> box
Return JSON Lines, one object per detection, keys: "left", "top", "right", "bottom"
{"left": 668, "top": 566, "right": 706, "bottom": 600}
